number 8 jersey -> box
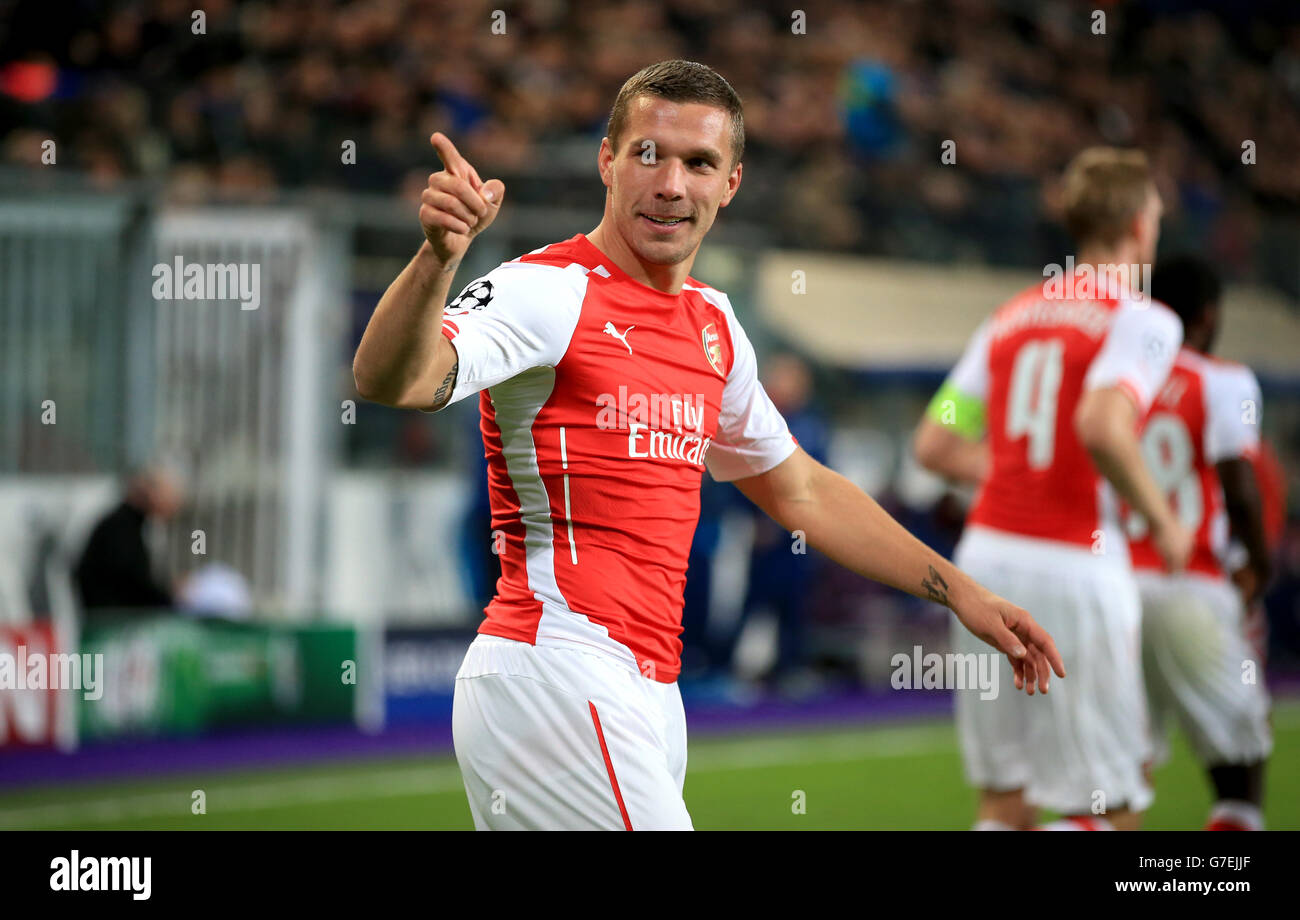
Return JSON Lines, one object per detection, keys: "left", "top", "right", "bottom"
{"left": 1127, "top": 349, "right": 1263, "bottom": 577}
{"left": 941, "top": 278, "right": 1183, "bottom": 554}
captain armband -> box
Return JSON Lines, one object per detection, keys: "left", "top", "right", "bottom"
{"left": 924, "top": 381, "right": 987, "bottom": 442}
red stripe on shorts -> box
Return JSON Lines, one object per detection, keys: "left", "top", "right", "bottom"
{"left": 588, "top": 701, "right": 633, "bottom": 831}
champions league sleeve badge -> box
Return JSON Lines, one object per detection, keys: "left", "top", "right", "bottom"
{"left": 446, "top": 278, "right": 495, "bottom": 315}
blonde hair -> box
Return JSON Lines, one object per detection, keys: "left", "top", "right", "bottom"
{"left": 1061, "top": 147, "right": 1154, "bottom": 248}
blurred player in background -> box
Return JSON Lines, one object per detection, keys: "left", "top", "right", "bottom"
{"left": 914, "top": 147, "right": 1191, "bottom": 830}
{"left": 353, "top": 60, "right": 1064, "bottom": 830}
{"left": 729, "top": 352, "right": 830, "bottom": 692}
{"left": 1243, "top": 441, "right": 1287, "bottom": 664}
{"left": 1131, "top": 254, "right": 1274, "bottom": 830}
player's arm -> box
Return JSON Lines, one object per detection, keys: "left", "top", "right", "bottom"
{"left": 1218, "top": 457, "right": 1272, "bottom": 603}
{"left": 353, "top": 133, "right": 504, "bottom": 410}
{"left": 913, "top": 420, "right": 988, "bottom": 484}
{"left": 734, "top": 447, "right": 1065, "bottom": 694}
{"left": 913, "top": 320, "right": 991, "bottom": 485}
{"left": 1075, "top": 387, "right": 1189, "bottom": 569}
{"left": 1076, "top": 303, "right": 1190, "bottom": 571}
{"left": 1209, "top": 368, "right": 1270, "bottom": 602}
{"left": 913, "top": 381, "right": 989, "bottom": 485}
{"left": 354, "top": 246, "right": 463, "bottom": 409}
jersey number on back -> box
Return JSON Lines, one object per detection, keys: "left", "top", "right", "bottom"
{"left": 1007, "top": 338, "right": 1064, "bottom": 470}
{"left": 1126, "top": 412, "right": 1202, "bottom": 538}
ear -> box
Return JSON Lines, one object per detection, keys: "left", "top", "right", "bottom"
{"left": 718, "top": 162, "right": 743, "bottom": 209}
{"left": 597, "top": 137, "right": 614, "bottom": 189}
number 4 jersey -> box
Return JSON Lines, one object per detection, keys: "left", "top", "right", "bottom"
{"left": 931, "top": 277, "right": 1183, "bottom": 554}
{"left": 1127, "top": 349, "right": 1263, "bottom": 578}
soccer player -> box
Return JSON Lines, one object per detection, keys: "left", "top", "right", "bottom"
{"left": 1130, "top": 254, "right": 1274, "bottom": 830}
{"left": 353, "top": 60, "right": 1063, "bottom": 831}
{"left": 913, "top": 147, "right": 1191, "bottom": 831}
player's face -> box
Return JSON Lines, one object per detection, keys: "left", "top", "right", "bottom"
{"left": 599, "top": 97, "right": 742, "bottom": 266}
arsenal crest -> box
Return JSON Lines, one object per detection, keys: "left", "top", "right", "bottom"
{"left": 701, "top": 323, "right": 724, "bottom": 375}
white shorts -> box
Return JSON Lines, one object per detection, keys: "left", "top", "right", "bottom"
{"left": 452, "top": 634, "right": 692, "bottom": 830}
{"left": 952, "top": 526, "right": 1153, "bottom": 815}
{"left": 1136, "top": 570, "right": 1272, "bottom": 767}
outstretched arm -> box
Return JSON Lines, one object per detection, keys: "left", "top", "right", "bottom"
{"left": 733, "top": 447, "right": 1065, "bottom": 694}
{"left": 1218, "top": 457, "right": 1272, "bottom": 604}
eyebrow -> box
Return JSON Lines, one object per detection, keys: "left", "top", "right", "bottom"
{"left": 628, "top": 138, "right": 724, "bottom": 165}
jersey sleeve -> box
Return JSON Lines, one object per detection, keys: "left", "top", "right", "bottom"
{"left": 1204, "top": 363, "right": 1262, "bottom": 463}
{"left": 1083, "top": 299, "right": 1184, "bottom": 414}
{"left": 924, "top": 318, "right": 991, "bottom": 441}
{"left": 429, "top": 261, "right": 584, "bottom": 410}
{"left": 704, "top": 308, "right": 798, "bottom": 483}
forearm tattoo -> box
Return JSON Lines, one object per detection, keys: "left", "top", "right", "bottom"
{"left": 922, "top": 564, "right": 950, "bottom": 606}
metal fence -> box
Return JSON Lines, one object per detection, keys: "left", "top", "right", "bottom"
{"left": 0, "top": 194, "right": 147, "bottom": 473}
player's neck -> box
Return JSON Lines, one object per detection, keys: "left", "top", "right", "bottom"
{"left": 587, "top": 221, "right": 695, "bottom": 295}
{"left": 1073, "top": 243, "right": 1146, "bottom": 296}
{"left": 1074, "top": 243, "right": 1142, "bottom": 273}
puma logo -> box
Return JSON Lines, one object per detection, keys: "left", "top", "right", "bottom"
{"left": 603, "top": 322, "right": 635, "bottom": 354}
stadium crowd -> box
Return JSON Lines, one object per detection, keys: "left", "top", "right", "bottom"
{"left": 2, "top": 0, "right": 1299, "bottom": 285}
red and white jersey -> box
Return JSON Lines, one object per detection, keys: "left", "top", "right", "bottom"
{"left": 948, "top": 275, "right": 1183, "bottom": 553}
{"left": 438, "top": 234, "right": 796, "bottom": 682}
{"left": 1128, "top": 350, "right": 1263, "bottom": 578}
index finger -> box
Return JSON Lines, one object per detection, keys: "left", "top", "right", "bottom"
{"left": 431, "top": 132, "right": 473, "bottom": 182}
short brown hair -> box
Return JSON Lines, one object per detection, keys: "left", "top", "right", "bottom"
{"left": 607, "top": 60, "right": 744, "bottom": 168}
{"left": 1061, "top": 147, "right": 1155, "bottom": 247}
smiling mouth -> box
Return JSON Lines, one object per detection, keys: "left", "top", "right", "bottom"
{"left": 640, "top": 213, "right": 691, "bottom": 226}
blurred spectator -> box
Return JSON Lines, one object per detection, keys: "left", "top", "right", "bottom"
{"left": 725, "top": 353, "right": 830, "bottom": 691}
{"left": 0, "top": 0, "right": 1296, "bottom": 287}
{"left": 678, "top": 473, "right": 737, "bottom": 681}
{"left": 73, "top": 465, "right": 184, "bottom": 616}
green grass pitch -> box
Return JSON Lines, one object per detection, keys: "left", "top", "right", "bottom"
{"left": 3, "top": 700, "right": 1296, "bottom": 830}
